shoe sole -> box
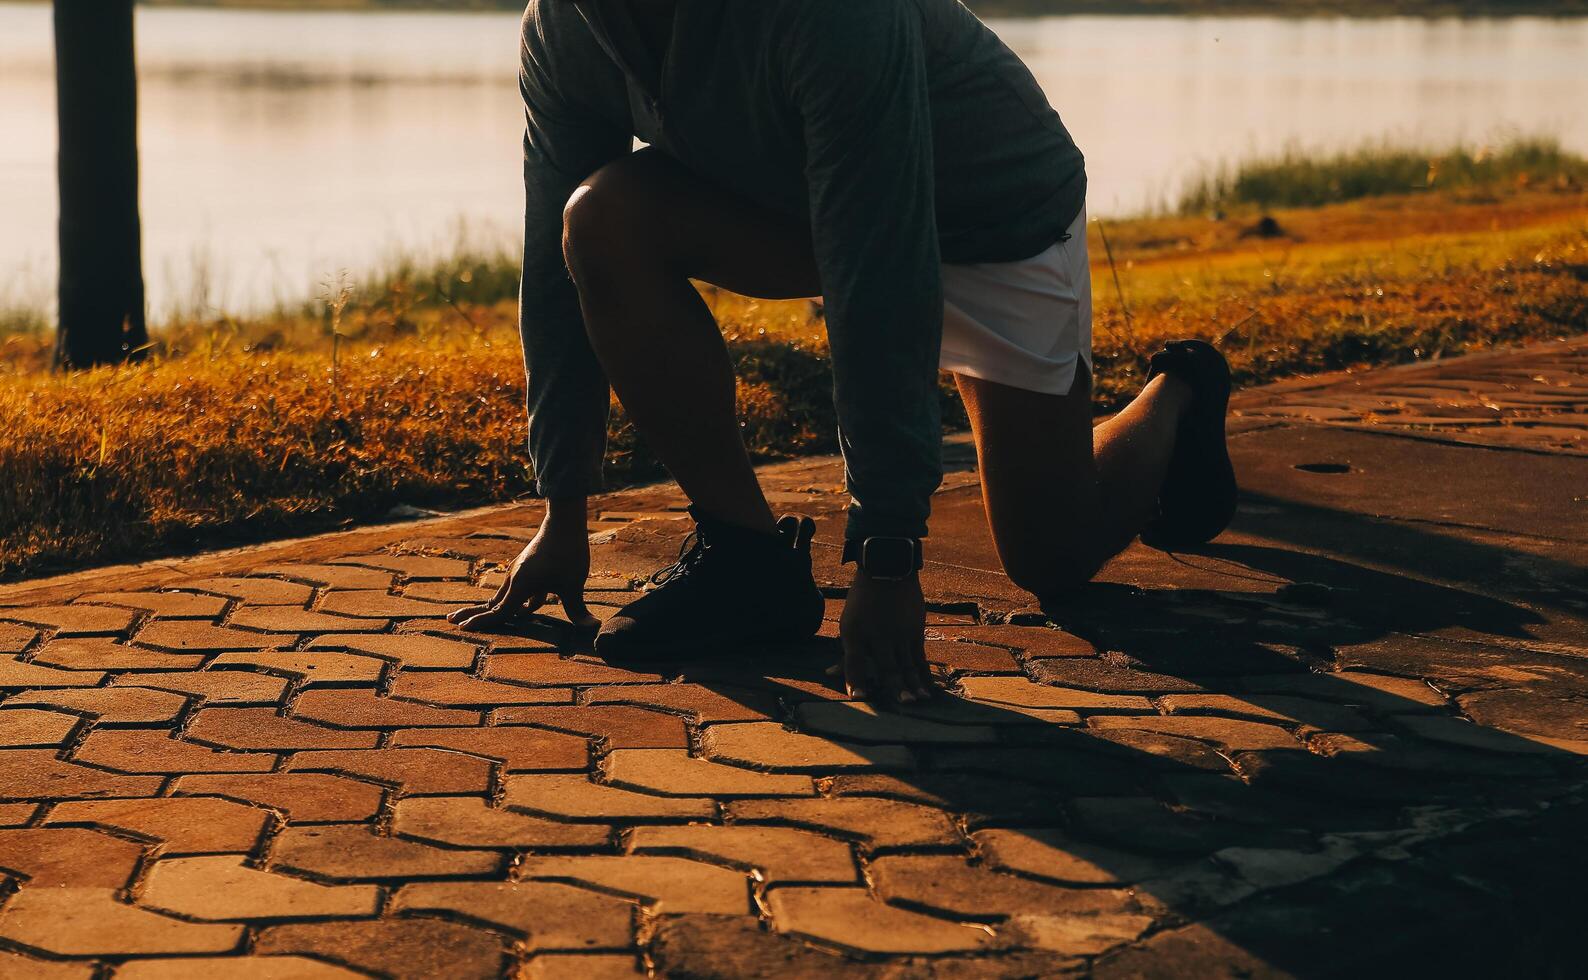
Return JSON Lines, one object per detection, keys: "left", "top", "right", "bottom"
{"left": 1141, "top": 341, "right": 1238, "bottom": 550}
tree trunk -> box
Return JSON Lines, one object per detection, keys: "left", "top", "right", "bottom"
{"left": 54, "top": 0, "right": 148, "bottom": 369}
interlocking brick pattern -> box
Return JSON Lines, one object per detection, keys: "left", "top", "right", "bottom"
{"left": 0, "top": 339, "right": 1584, "bottom": 976}
{"left": 1236, "top": 339, "right": 1588, "bottom": 454}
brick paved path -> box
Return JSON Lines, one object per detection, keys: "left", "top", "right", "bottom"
{"left": 0, "top": 338, "right": 1585, "bottom": 978}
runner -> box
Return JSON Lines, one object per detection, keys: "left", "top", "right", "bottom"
{"left": 450, "top": 0, "right": 1237, "bottom": 704}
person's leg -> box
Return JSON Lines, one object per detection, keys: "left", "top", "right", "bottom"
{"left": 955, "top": 365, "right": 1193, "bottom": 597}
{"left": 560, "top": 148, "right": 821, "bottom": 534}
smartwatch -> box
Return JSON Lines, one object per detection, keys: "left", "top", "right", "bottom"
{"left": 842, "top": 536, "right": 924, "bottom": 581}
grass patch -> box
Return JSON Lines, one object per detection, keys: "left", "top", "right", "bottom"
{"left": 4, "top": 183, "right": 1588, "bottom": 580}
{"left": 1181, "top": 138, "right": 1588, "bottom": 213}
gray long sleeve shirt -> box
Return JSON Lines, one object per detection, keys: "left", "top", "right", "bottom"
{"left": 519, "top": 0, "right": 1085, "bottom": 539}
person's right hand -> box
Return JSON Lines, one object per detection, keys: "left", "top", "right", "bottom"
{"left": 448, "top": 511, "right": 597, "bottom": 632}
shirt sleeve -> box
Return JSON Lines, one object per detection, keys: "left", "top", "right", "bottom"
{"left": 518, "top": 2, "right": 632, "bottom": 499}
{"left": 781, "top": 0, "right": 944, "bottom": 541}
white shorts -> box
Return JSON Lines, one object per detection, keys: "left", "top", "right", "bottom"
{"left": 939, "top": 206, "right": 1092, "bottom": 397}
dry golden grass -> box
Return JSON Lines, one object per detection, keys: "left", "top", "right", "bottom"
{"left": 3, "top": 187, "right": 1587, "bottom": 579}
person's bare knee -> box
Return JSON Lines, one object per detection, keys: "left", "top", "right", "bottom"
{"left": 999, "top": 535, "right": 1105, "bottom": 599}
{"left": 563, "top": 170, "right": 652, "bottom": 292}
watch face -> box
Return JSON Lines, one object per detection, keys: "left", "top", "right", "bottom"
{"left": 863, "top": 537, "right": 915, "bottom": 578}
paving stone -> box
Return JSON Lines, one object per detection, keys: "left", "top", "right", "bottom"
{"left": 629, "top": 825, "right": 859, "bottom": 884}
{"left": 1159, "top": 693, "right": 1376, "bottom": 732}
{"left": 255, "top": 563, "right": 395, "bottom": 589}
{"left": 142, "top": 855, "right": 381, "bottom": 919}
{"left": 0, "top": 750, "right": 164, "bottom": 800}
{"left": 1459, "top": 688, "right": 1588, "bottom": 742}
{"left": 582, "top": 683, "right": 778, "bottom": 722}
{"left": 515, "top": 855, "right": 752, "bottom": 914}
{"left": 701, "top": 722, "right": 915, "bottom": 771}
{"left": 1130, "top": 859, "right": 1259, "bottom": 916}
{"left": 5, "top": 686, "right": 189, "bottom": 724}
{"left": 0, "top": 803, "right": 39, "bottom": 826}
{"left": 1229, "top": 748, "right": 1457, "bottom": 804}
{"left": 285, "top": 747, "right": 493, "bottom": 795}
{"left": 209, "top": 651, "right": 388, "bottom": 686}
{"left": 1027, "top": 658, "right": 1206, "bottom": 693}
{"left": 1004, "top": 911, "right": 1155, "bottom": 957}
{"left": 74, "top": 730, "right": 276, "bottom": 774}
{"left": 172, "top": 773, "right": 383, "bottom": 822}
{"left": 306, "top": 632, "right": 477, "bottom": 669}
{"left": 329, "top": 554, "right": 473, "bottom": 579}
{"left": 793, "top": 701, "right": 999, "bottom": 744}
{"left": 765, "top": 886, "right": 991, "bottom": 954}
{"left": 388, "top": 671, "right": 570, "bottom": 707}
{"left": 520, "top": 953, "right": 647, "bottom": 980}
{"left": 1087, "top": 714, "right": 1305, "bottom": 751}
{"left": 392, "top": 796, "right": 610, "bottom": 850}
{"left": 1158, "top": 773, "right": 1336, "bottom": 829}
{"left": 974, "top": 828, "right": 1172, "bottom": 885}
{"left": 0, "top": 708, "right": 79, "bottom": 747}
{"left": 0, "top": 655, "right": 106, "bottom": 688}
{"left": 1309, "top": 732, "right": 1552, "bottom": 778}
{"left": 0, "top": 950, "right": 94, "bottom": 979}
{"left": 228, "top": 606, "right": 389, "bottom": 633}
{"left": 316, "top": 590, "right": 460, "bottom": 618}
{"left": 0, "top": 887, "right": 243, "bottom": 956}
{"left": 1083, "top": 727, "right": 1241, "bottom": 771}
{"left": 1213, "top": 839, "right": 1361, "bottom": 891}
{"left": 1068, "top": 797, "right": 1246, "bottom": 856}
{"left": 392, "top": 880, "right": 635, "bottom": 948}
{"left": 402, "top": 581, "right": 497, "bottom": 602}
{"left": 254, "top": 918, "right": 505, "bottom": 980}
{"left": 923, "top": 640, "right": 1021, "bottom": 672}
{"left": 76, "top": 591, "right": 229, "bottom": 619}
{"left": 1239, "top": 671, "right": 1448, "bottom": 711}
{"left": 272, "top": 824, "right": 503, "bottom": 880}
{"left": 502, "top": 773, "right": 716, "bottom": 821}
{"left": 484, "top": 654, "right": 665, "bottom": 686}
{"left": 929, "top": 625, "right": 1098, "bottom": 658}
{"left": 870, "top": 854, "right": 1132, "bottom": 919}
{"left": 492, "top": 705, "right": 688, "bottom": 748}
{"left": 604, "top": 749, "right": 815, "bottom": 797}
{"left": 111, "top": 670, "right": 288, "bottom": 706}
{"left": 957, "top": 676, "right": 1154, "bottom": 712}
{"left": 395, "top": 618, "right": 561, "bottom": 652}
{"left": 113, "top": 956, "right": 367, "bottom": 979}
{"left": 893, "top": 694, "right": 1082, "bottom": 727}
{"left": 28, "top": 638, "right": 205, "bottom": 672}
{"left": 0, "top": 827, "right": 145, "bottom": 886}
{"left": 0, "top": 622, "right": 37, "bottom": 654}
{"left": 1395, "top": 714, "right": 1563, "bottom": 754}
{"left": 726, "top": 797, "right": 960, "bottom": 849}
{"left": 186, "top": 577, "right": 315, "bottom": 605}
{"left": 187, "top": 707, "right": 380, "bottom": 751}
{"left": 45, "top": 796, "right": 272, "bottom": 854}
{"left": 133, "top": 621, "right": 292, "bottom": 652}
{"left": 291, "top": 689, "right": 481, "bottom": 728}
{"left": 388, "top": 725, "right": 588, "bottom": 770}
{"left": 830, "top": 772, "right": 1075, "bottom": 824}
{"left": 0, "top": 604, "right": 138, "bottom": 637}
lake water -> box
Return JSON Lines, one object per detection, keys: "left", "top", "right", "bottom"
{"left": 3, "top": 3, "right": 1587, "bottom": 319}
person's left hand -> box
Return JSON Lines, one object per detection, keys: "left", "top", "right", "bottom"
{"left": 837, "top": 568, "right": 933, "bottom": 703}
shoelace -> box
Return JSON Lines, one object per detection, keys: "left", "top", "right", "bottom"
{"left": 649, "top": 530, "right": 708, "bottom": 586}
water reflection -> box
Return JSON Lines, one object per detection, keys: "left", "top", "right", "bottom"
{"left": 1, "top": 5, "right": 1585, "bottom": 317}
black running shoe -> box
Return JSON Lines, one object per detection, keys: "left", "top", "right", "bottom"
{"left": 1139, "top": 340, "right": 1239, "bottom": 550}
{"left": 594, "top": 508, "right": 825, "bottom": 660}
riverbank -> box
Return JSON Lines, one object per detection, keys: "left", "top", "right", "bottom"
{"left": 4, "top": 146, "right": 1587, "bottom": 580}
